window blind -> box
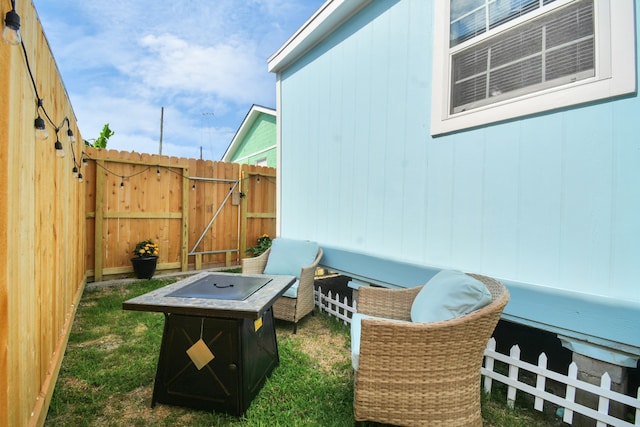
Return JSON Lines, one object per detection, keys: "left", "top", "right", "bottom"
{"left": 450, "top": 0, "right": 594, "bottom": 113}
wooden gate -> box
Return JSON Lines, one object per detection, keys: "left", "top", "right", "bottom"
{"left": 240, "top": 169, "right": 277, "bottom": 257}
{"left": 84, "top": 148, "right": 276, "bottom": 281}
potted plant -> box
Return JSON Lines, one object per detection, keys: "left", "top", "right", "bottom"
{"left": 245, "top": 234, "right": 272, "bottom": 257}
{"left": 131, "top": 239, "right": 159, "bottom": 279}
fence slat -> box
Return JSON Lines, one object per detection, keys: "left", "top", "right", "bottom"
{"left": 507, "top": 345, "right": 521, "bottom": 409}
{"left": 597, "top": 373, "right": 611, "bottom": 427}
{"left": 564, "top": 362, "right": 578, "bottom": 424}
{"left": 535, "top": 352, "right": 548, "bottom": 412}
{"left": 484, "top": 338, "right": 496, "bottom": 394}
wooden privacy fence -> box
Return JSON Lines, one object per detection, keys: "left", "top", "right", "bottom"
{"left": 83, "top": 147, "right": 276, "bottom": 281}
{"left": 1, "top": 1, "right": 86, "bottom": 425}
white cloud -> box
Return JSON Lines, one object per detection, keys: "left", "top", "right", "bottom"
{"left": 33, "top": 0, "right": 325, "bottom": 160}
{"left": 132, "top": 34, "right": 271, "bottom": 104}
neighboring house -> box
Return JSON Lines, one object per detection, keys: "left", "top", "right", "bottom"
{"left": 222, "top": 105, "right": 277, "bottom": 167}
{"left": 268, "top": 0, "right": 639, "bottom": 389}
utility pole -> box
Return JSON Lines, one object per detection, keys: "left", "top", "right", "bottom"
{"left": 159, "top": 106, "right": 164, "bottom": 155}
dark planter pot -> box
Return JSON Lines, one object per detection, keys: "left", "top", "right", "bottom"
{"left": 131, "top": 256, "right": 158, "bottom": 279}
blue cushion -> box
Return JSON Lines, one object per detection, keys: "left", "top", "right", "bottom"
{"left": 282, "top": 279, "right": 299, "bottom": 298}
{"left": 350, "top": 313, "right": 376, "bottom": 370}
{"left": 263, "top": 238, "right": 319, "bottom": 278}
{"left": 410, "top": 270, "right": 492, "bottom": 323}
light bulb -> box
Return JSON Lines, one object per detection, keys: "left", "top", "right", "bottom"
{"left": 3, "top": 9, "right": 21, "bottom": 45}
{"left": 34, "top": 116, "right": 49, "bottom": 140}
{"left": 77, "top": 173, "right": 84, "bottom": 183}
{"left": 67, "top": 128, "right": 76, "bottom": 143}
{"left": 72, "top": 165, "right": 79, "bottom": 177}
{"left": 54, "top": 140, "right": 65, "bottom": 158}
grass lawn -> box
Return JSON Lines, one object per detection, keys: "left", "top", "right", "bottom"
{"left": 45, "top": 278, "right": 562, "bottom": 426}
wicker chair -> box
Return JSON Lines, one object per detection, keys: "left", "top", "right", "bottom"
{"left": 353, "top": 274, "right": 509, "bottom": 427}
{"left": 242, "top": 246, "right": 323, "bottom": 333}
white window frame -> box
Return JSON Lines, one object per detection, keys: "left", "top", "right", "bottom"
{"left": 431, "top": 0, "right": 636, "bottom": 136}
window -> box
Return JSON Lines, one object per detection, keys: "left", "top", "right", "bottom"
{"left": 431, "top": 0, "right": 635, "bottom": 135}
{"left": 255, "top": 157, "right": 268, "bottom": 167}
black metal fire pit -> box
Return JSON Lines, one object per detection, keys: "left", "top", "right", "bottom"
{"left": 166, "top": 275, "right": 272, "bottom": 301}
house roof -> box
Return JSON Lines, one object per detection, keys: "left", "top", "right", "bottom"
{"left": 221, "top": 104, "right": 276, "bottom": 162}
{"left": 268, "top": 0, "right": 371, "bottom": 73}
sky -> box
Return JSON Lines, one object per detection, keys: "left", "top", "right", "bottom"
{"left": 33, "top": 0, "right": 326, "bottom": 160}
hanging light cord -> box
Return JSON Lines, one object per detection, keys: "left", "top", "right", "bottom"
{"left": 81, "top": 152, "right": 276, "bottom": 189}
{"left": 9, "top": 0, "right": 80, "bottom": 171}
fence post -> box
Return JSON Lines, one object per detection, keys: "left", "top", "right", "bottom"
{"left": 342, "top": 295, "right": 349, "bottom": 325}
{"left": 316, "top": 286, "right": 323, "bottom": 313}
{"left": 483, "top": 338, "right": 496, "bottom": 394}
{"left": 507, "top": 345, "right": 520, "bottom": 409}
{"left": 534, "top": 352, "right": 548, "bottom": 412}
{"left": 93, "top": 159, "right": 106, "bottom": 281}
{"left": 181, "top": 167, "right": 189, "bottom": 271}
{"left": 596, "top": 373, "right": 611, "bottom": 427}
{"left": 564, "top": 362, "right": 578, "bottom": 424}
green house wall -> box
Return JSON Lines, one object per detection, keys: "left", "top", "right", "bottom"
{"left": 230, "top": 113, "right": 276, "bottom": 167}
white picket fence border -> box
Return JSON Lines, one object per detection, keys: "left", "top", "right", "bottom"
{"left": 314, "top": 287, "right": 640, "bottom": 426}
{"left": 315, "top": 287, "right": 355, "bottom": 325}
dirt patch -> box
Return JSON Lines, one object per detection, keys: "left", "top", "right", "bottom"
{"left": 71, "top": 334, "right": 123, "bottom": 351}
{"left": 278, "top": 314, "right": 350, "bottom": 373}
{"left": 94, "top": 386, "right": 180, "bottom": 427}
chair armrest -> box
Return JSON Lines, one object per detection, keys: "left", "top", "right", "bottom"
{"left": 358, "top": 279, "right": 509, "bottom": 371}
{"left": 297, "top": 248, "right": 323, "bottom": 289}
{"left": 357, "top": 315, "right": 485, "bottom": 380}
{"left": 357, "top": 286, "right": 422, "bottom": 321}
{"left": 241, "top": 248, "right": 271, "bottom": 274}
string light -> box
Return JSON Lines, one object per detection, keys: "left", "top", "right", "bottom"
{"left": 80, "top": 155, "right": 268, "bottom": 193}
{"left": 34, "top": 99, "right": 49, "bottom": 140}
{"left": 34, "top": 115, "right": 48, "bottom": 140}
{"left": 53, "top": 116, "right": 75, "bottom": 145}
{"left": 64, "top": 118, "right": 76, "bottom": 143}
{"left": 54, "top": 136, "right": 65, "bottom": 158}
{"left": 10, "top": 1, "right": 83, "bottom": 182}
{"left": 2, "top": 0, "right": 20, "bottom": 45}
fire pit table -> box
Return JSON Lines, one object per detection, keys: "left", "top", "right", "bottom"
{"left": 122, "top": 271, "right": 296, "bottom": 415}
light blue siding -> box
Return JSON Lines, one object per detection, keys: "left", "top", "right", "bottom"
{"left": 281, "top": 0, "right": 433, "bottom": 255}
{"left": 275, "top": 0, "right": 640, "bottom": 357}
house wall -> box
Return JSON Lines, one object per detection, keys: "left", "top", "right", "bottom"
{"left": 275, "top": 0, "right": 640, "bottom": 363}
{"left": 231, "top": 113, "right": 277, "bottom": 167}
